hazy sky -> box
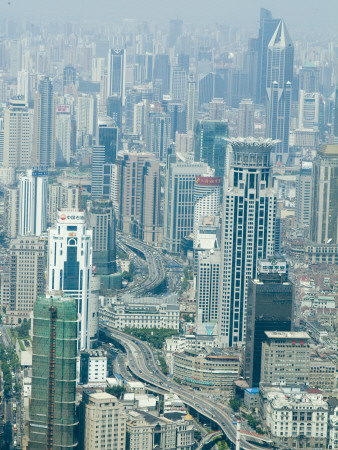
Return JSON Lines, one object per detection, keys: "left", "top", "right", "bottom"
{"left": 2, "top": 0, "right": 338, "bottom": 33}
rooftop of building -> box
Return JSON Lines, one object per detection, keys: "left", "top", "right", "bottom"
{"left": 319, "top": 144, "right": 338, "bottom": 156}
{"left": 264, "top": 331, "right": 310, "bottom": 340}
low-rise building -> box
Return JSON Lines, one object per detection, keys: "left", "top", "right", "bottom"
{"left": 79, "top": 350, "right": 108, "bottom": 385}
{"left": 172, "top": 348, "right": 240, "bottom": 389}
{"left": 309, "top": 357, "right": 337, "bottom": 391}
{"left": 328, "top": 397, "right": 338, "bottom": 450}
{"left": 100, "top": 301, "right": 180, "bottom": 330}
{"left": 259, "top": 384, "right": 328, "bottom": 449}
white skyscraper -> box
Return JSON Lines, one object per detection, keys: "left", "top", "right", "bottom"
{"left": 238, "top": 99, "right": 255, "bottom": 137}
{"left": 107, "top": 49, "right": 126, "bottom": 105}
{"left": 295, "top": 161, "right": 312, "bottom": 228}
{"left": 186, "top": 75, "right": 197, "bottom": 132}
{"left": 170, "top": 67, "right": 186, "bottom": 102}
{"left": 218, "top": 138, "right": 276, "bottom": 347}
{"left": 3, "top": 97, "right": 33, "bottom": 168}
{"left": 76, "top": 94, "right": 96, "bottom": 148}
{"left": 56, "top": 105, "right": 72, "bottom": 164}
{"left": 298, "top": 90, "right": 320, "bottom": 129}
{"left": 48, "top": 209, "right": 98, "bottom": 350}
{"left": 19, "top": 169, "right": 48, "bottom": 236}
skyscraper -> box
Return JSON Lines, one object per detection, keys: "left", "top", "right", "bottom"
{"left": 244, "top": 261, "right": 294, "bottom": 387}
{"left": 107, "top": 49, "right": 126, "bottom": 105}
{"left": 238, "top": 99, "right": 254, "bottom": 137}
{"left": 56, "top": 104, "right": 71, "bottom": 164}
{"left": 48, "top": 209, "right": 98, "bottom": 350}
{"left": 295, "top": 161, "right": 313, "bottom": 228}
{"left": 3, "top": 97, "right": 33, "bottom": 168}
{"left": 107, "top": 94, "right": 122, "bottom": 129}
{"left": 308, "top": 144, "right": 338, "bottom": 264}
{"left": 256, "top": 8, "right": 280, "bottom": 104}
{"left": 153, "top": 55, "right": 171, "bottom": 96}
{"left": 298, "top": 91, "right": 320, "bottom": 129}
{"left": 170, "top": 67, "right": 186, "bottom": 102}
{"left": 19, "top": 168, "right": 48, "bottom": 236}
{"left": 32, "top": 76, "right": 57, "bottom": 168}
{"left": 209, "top": 98, "right": 226, "bottom": 121}
{"left": 265, "top": 20, "right": 294, "bottom": 164}
{"left": 163, "top": 153, "right": 209, "bottom": 253}
{"left": 29, "top": 295, "right": 78, "bottom": 449}
{"left": 332, "top": 87, "right": 338, "bottom": 143}
{"left": 146, "top": 110, "right": 171, "bottom": 161}
{"left": 186, "top": 75, "right": 197, "bottom": 132}
{"left": 218, "top": 138, "right": 276, "bottom": 347}
{"left": 169, "top": 19, "right": 183, "bottom": 48}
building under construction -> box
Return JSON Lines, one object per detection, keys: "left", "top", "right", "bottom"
{"left": 29, "top": 295, "right": 78, "bottom": 449}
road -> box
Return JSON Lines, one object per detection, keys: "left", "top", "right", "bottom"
{"left": 117, "top": 233, "right": 166, "bottom": 296}
{"left": 102, "top": 326, "right": 270, "bottom": 450}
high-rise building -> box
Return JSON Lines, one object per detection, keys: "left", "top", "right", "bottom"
{"left": 19, "top": 168, "right": 48, "bottom": 236}
{"left": 256, "top": 8, "right": 280, "bottom": 103}
{"left": 308, "top": 144, "right": 338, "bottom": 264}
{"left": 153, "top": 54, "right": 171, "bottom": 96}
{"left": 76, "top": 94, "right": 96, "bottom": 148}
{"left": 167, "top": 101, "right": 186, "bottom": 140}
{"left": 169, "top": 19, "right": 183, "bottom": 48}
{"left": 63, "top": 64, "right": 77, "bottom": 95}
{"left": 163, "top": 154, "right": 208, "bottom": 253}
{"left": 3, "top": 97, "right": 33, "bottom": 168}
{"left": 32, "top": 76, "right": 57, "bottom": 168}
{"left": 194, "top": 120, "right": 229, "bottom": 178}
{"left": 299, "top": 63, "right": 320, "bottom": 93}
{"left": 4, "top": 186, "right": 19, "bottom": 238}
{"left": 244, "top": 261, "right": 294, "bottom": 387}
{"left": 295, "top": 161, "right": 312, "bottom": 228}
{"left": 260, "top": 331, "right": 310, "bottom": 385}
{"left": 146, "top": 110, "right": 171, "bottom": 161}
{"left": 196, "top": 249, "right": 221, "bottom": 324}
{"left": 218, "top": 139, "right": 276, "bottom": 348}
{"left": 8, "top": 236, "right": 46, "bottom": 324}
{"left": 56, "top": 104, "right": 71, "bottom": 164}
{"left": 107, "top": 49, "right": 126, "bottom": 105}
{"left": 48, "top": 183, "right": 79, "bottom": 225}
{"left": 333, "top": 87, "right": 338, "bottom": 143}
{"left": 265, "top": 20, "right": 294, "bottom": 164}
{"left": 48, "top": 209, "right": 98, "bottom": 350}
{"left": 79, "top": 392, "right": 126, "bottom": 450}
{"left": 298, "top": 90, "right": 320, "bottom": 129}
{"left": 29, "top": 295, "right": 78, "bottom": 449}
{"left": 238, "top": 99, "right": 254, "bottom": 137}
{"left": 86, "top": 200, "right": 117, "bottom": 275}
{"left": 170, "top": 67, "right": 186, "bottom": 102}
{"left": 209, "top": 98, "right": 226, "bottom": 121}
{"left": 186, "top": 75, "right": 197, "bottom": 132}
{"left": 116, "top": 153, "right": 162, "bottom": 245}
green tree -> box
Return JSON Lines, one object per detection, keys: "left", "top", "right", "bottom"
{"left": 229, "top": 397, "right": 241, "bottom": 412}
{"left": 105, "top": 385, "right": 126, "bottom": 399}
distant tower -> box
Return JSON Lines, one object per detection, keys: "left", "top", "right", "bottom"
{"left": 107, "top": 49, "right": 126, "bottom": 105}
{"left": 209, "top": 98, "right": 226, "bottom": 121}
{"left": 56, "top": 104, "right": 71, "bottom": 164}
{"left": 107, "top": 94, "right": 122, "bottom": 129}
{"left": 238, "top": 99, "right": 254, "bottom": 137}
{"left": 146, "top": 110, "right": 171, "bottom": 161}
{"left": 48, "top": 210, "right": 98, "bottom": 350}
{"left": 170, "top": 67, "right": 186, "bottom": 102}
{"left": 186, "top": 75, "right": 197, "bottom": 132}
{"left": 295, "top": 161, "right": 313, "bottom": 228}
{"left": 63, "top": 64, "right": 77, "bottom": 95}
{"left": 29, "top": 295, "right": 78, "bottom": 449}
{"left": 19, "top": 169, "right": 48, "bottom": 236}
{"left": 153, "top": 55, "right": 171, "bottom": 96}
{"left": 265, "top": 20, "right": 294, "bottom": 164}
{"left": 218, "top": 139, "right": 276, "bottom": 347}
{"left": 32, "top": 76, "right": 57, "bottom": 168}
{"left": 169, "top": 19, "right": 183, "bottom": 48}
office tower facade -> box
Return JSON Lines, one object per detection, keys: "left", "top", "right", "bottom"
{"left": 107, "top": 49, "right": 126, "bottom": 105}
{"left": 218, "top": 139, "right": 276, "bottom": 348}
{"left": 238, "top": 99, "right": 254, "bottom": 137}
{"left": 86, "top": 200, "right": 117, "bottom": 275}
{"left": 56, "top": 104, "right": 71, "bottom": 164}
{"left": 133, "top": 100, "right": 147, "bottom": 136}
{"left": 169, "top": 19, "right": 183, "bottom": 47}
{"left": 92, "top": 57, "right": 105, "bottom": 82}
{"left": 265, "top": 20, "right": 294, "bottom": 164}
{"left": 295, "top": 161, "right": 312, "bottom": 228}
{"left": 256, "top": 8, "right": 280, "bottom": 103}
{"left": 107, "top": 94, "right": 122, "bottom": 129}
{"left": 5, "top": 187, "right": 19, "bottom": 238}
{"left": 209, "top": 98, "right": 226, "bottom": 121}
{"left": 19, "top": 169, "right": 48, "bottom": 236}
{"left": 260, "top": 331, "right": 310, "bottom": 385}
{"left": 193, "top": 175, "right": 221, "bottom": 247}
{"left": 116, "top": 153, "right": 162, "bottom": 245}
{"left": 76, "top": 94, "right": 96, "bottom": 148}
{"left": 167, "top": 102, "right": 186, "bottom": 140}
{"left": 244, "top": 261, "right": 294, "bottom": 387}
{"left": 48, "top": 209, "right": 98, "bottom": 350}
{"left": 299, "top": 63, "right": 320, "bottom": 93}
{"left": 163, "top": 154, "right": 208, "bottom": 253}
{"left": 196, "top": 249, "right": 221, "bottom": 323}
{"left": 146, "top": 111, "right": 171, "bottom": 161}
{"left": 186, "top": 75, "right": 197, "bottom": 132}
{"left": 32, "top": 76, "right": 57, "bottom": 168}
{"left": 194, "top": 120, "right": 229, "bottom": 178}
{"left": 29, "top": 295, "right": 78, "bottom": 449}
{"left": 298, "top": 91, "right": 320, "bottom": 129}
{"left": 92, "top": 116, "right": 119, "bottom": 200}
{"left": 8, "top": 236, "right": 45, "bottom": 324}
{"left": 79, "top": 392, "right": 126, "bottom": 450}
{"left": 63, "top": 64, "right": 77, "bottom": 94}
{"left": 153, "top": 54, "right": 171, "bottom": 96}
{"left": 170, "top": 67, "right": 186, "bottom": 101}
{"left": 3, "top": 97, "right": 33, "bottom": 168}
{"left": 308, "top": 144, "right": 338, "bottom": 264}
{"left": 48, "top": 183, "right": 79, "bottom": 225}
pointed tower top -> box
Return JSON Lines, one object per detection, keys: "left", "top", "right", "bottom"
{"left": 268, "top": 19, "right": 293, "bottom": 49}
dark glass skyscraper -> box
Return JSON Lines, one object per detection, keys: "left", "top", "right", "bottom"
{"left": 244, "top": 264, "right": 294, "bottom": 387}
